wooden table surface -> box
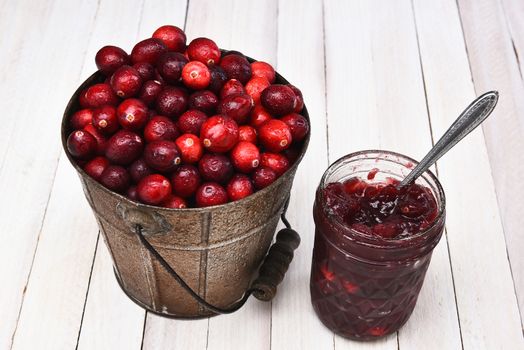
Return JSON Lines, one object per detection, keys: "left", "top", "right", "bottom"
{"left": 1, "top": 0, "right": 523, "bottom": 349}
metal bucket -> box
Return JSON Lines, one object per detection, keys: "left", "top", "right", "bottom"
{"left": 61, "top": 66, "right": 310, "bottom": 318}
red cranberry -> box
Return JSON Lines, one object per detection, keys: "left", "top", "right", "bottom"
{"left": 83, "top": 156, "right": 109, "bottom": 181}
{"left": 223, "top": 50, "right": 245, "bottom": 58}
{"left": 288, "top": 84, "right": 304, "bottom": 112}
{"left": 100, "top": 165, "right": 130, "bottom": 193}
{"left": 67, "top": 130, "right": 97, "bottom": 160}
{"left": 230, "top": 141, "right": 260, "bottom": 173}
{"left": 208, "top": 66, "right": 228, "bottom": 94}
{"left": 249, "top": 105, "right": 272, "bottom": 128}
{"left": 218, "top": 93, "right": 253, "bottom": 125}
{"left": 187, "top": 37, "right": 221, "bottom": 65}
{"left": 110, "top": 65, "right": 143, "bottom": 98}
{"left": 133, "top": 62, "right": 155, "bottom": 81}
{"left": 137, "top": 174, "right": 172, "bottom": 205}
{"left": 198, "top": 153, "right": 234, "bottom": 184}
{"left": 195, "top": 182, "right": 228, "bottom": 207}
{"left": 251, "top": 61, "right": 275, "bottom": 83}
{"left": 189, "top": 90, "right": 218, "bottom": 115}
{"left": 219, "top": 54, "right": 252, "bottom": 84}
{"left": 245, "top": 77, "right": 270, "bottom": 105}
{"left": 281, "top": 113, "right": 309, "bottom": 142}
{"left": 252, "top": 167, "right": 277, "bottom": 189}
{"left": 84, "top": 124, "right": 108, "bottom": 155}
{"left": 143, "top": 140, "right": 181, "bottom": 172}
{"left": 81, "top": 83, "right": 118, "bottom": 108}
{"left": 261, "top": 84, "right": 296, "bottom": 116}
{"left": 178, "top": 110, "right": 207, "bottom": 135}
{"left": 139, "top": 80, "right": 163, "bottom": 106}
{"left": 130, "top": 38, "right": 168, "bottom": 65}
{"left": 260, "top": 152, "right": 290, "bottom": 176}
{"left": 156, "top": 52, "right": 188, "bottom": 84}
{"left": 227, "top": 174, "right": 254, "bottom": 201}
{"left": 220, "top": 79, "right": 245, "bottom": 99}
{"left": 144, "top": 115, "right": 178, "bottom": 142}
{"left": 70, "top": 109, "right": 93, "bottom": 129}
{"left": 283, "top": 146, "right": 301, "bottom": 164}
{"left": 176, "top": 134, "right": 203, "bottom": 163}
{"left": 162, "top": 195, "right": 187, "bottom": 209}
{"left": 152, "top": 25, "right": 186, "bottom": 52}
{"left": 117, "top": 98, "right": 148, "bottom": 131}
{"left": 182, "top": 61, "right": 211, "bottom": 90}
{"left": 258, "top": 119, "right": 292, "bottom": 152}
{"left": 105, "top": 130, "right": 144, "bottom": 165}
{"left": 95, "top": 46, "right": 130, "bottom": 76}
{"left": 200, "top": 115, "right": 239, "bottom": 153}
{"left": 128, "top": 158, "right": 153, "bottom": 183}
{"left": 156, "top": 86, "right": 188, "bottom": 118}
{"left": 238, "top": 125, "right": 257, "bottom": 143}
{"left": 92, "top": 105, "right": 119, "bottom": 135}
{"left": 171, "top": 165, "right": 201, "bottom": 198}
{"left": 127, "top": 186, "right": 138, "bottom": 200}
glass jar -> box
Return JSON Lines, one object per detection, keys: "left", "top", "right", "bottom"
{"left": 310, "top": 150, "right": 445, "bottom": 340}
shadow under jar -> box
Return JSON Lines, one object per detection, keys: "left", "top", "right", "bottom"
{"left": 310, "top": 150, "right": 446, "bottom": 340}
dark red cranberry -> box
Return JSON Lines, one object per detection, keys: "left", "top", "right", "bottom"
{"left": 162, "top": 195, "right": 187, "bottom": 209}
{"left": 144, "top": 115, "right": 178, "bottom": 142}
{"left": 219, "top": 54, "right": 252, "bottom": 84}
{"left": 117, "top": 98, "right": 148, "bottom": 131}
{"left": 220, "top": 79, "right": 245, "bottom": 99}
{"left": 258, "top": 119, "right": 292, "bottom": 152}
{"left": 70, "top": 109, "right": 93, "bottom": 129}
{"left": 200, "top": 115, "right": 239, "bottom": 153}
{"left": 130, "top": 38, "right": 168, "bottom": 65}
{"left": 281, "top": 113, "right": 309, "bottom": 142}
{"left": 105, "top": 130, "right": 144, "bottom": 165}
{"left": 152, "top": 25, "right": 186, "bottom": 52}
{"left": 132, "top": 62, "right": 155, "bottom": 81}
{"left": 245, "top": 77, "right": 270, "bottom": 105}
{"left": 171, "top": 165, "right": 201, "bottom": 198}
{"left": 208, "top": 66, "right": 228, "bottom": 94}
{"left": 138, "top": 80, "right": 163, "bottom": 106}
{"left": 156, "top": 52, "right": 188, "bottom": 84}
{"left": 92, "top": 105, "right": 119, "bottom": 135}
{"left": 83, "top": 156, "right": 109, "bottom": 181}
{"left": 128, "top": 158, "right": 153, "bottom": 184}
{"left": 195, "top": 182, "right": 228, "bottom": 207}
{"left": 252, "top": 167, "right": 277, "bottom": 190}
{"left": 143, "top": 140, "right": 181, "bottom": 172}
{"left": 175, "top": 134, "right": 203, "bottom": 163}
{"left": 81, "top": 83, "right": 119, "bottom": 108}
{"left": 230, "top": 141, "right": 260, "bottom": 173}
{"left": 189, "top": 90, "right": 218, "bottom": 115}
{"left": 217, "top": 93, "right": 253, "bottom": 125}
{"left": 127, "top": 185, "right": 138, "bottom": 200}
{"left": 137, "top": 174, "right": 172, "bottom": 205}
{"left": 177, "top": 110, "right": 207, "bottom": 135}
{"left": 187, "top": 37, "right": 221, "bottom": 65}
{"left": 198, "top": 153, "right": 234, "bottom": 184}
{"left": 249, "top": 105, "right": 272, "bottom": 128}
{"left": 227, "top": 174, "right": 254, "bottom": 201}
{"left": 182, "top": 61, "right": 211, "bottom": 90}
{"left": 79, "top": 87, "right": 90, "bottom": 108}
{"left": 95, "top": 46, "right": 130, "bottom": 76}
{"left": 261, "top": 84, "right": 296, "bottom": 116}
{"left": 260, "top": 152, "right": 290, "bottom": 176}
{"left": 251, "top": 61, "right": 275, "bottom": 83}
{"left": 100, "top": 165, "right": 130, "bottom": 193}
{"left": 222, "top": 50, "right": 245, "bottom": 58}
{"left": 238, "top": 125, "right": 257, "bottom": 143}
{"left": 288, "top": 84, "right": 304, "bottom": 112}
{"left": 282, "top": 146, "right": 301, "bottom": 164}
{"left": 110, "top": 65, "right": 143, "bottom": 98}
{"left": 67, "top": 130, "right": 97, "bottom": 160}
{"left": 84, "top": 124, "right": 108, "bottom": 155}
{"left": 156, "top": 86, "right": 188, "bottom": 118}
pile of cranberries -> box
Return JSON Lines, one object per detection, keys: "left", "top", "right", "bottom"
{"left": 66, "top": 25, "right": 309, "bottom": 208}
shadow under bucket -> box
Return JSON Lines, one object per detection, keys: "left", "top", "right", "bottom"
{"left": 61, "top": 64, "right": 310, "bottom": 318}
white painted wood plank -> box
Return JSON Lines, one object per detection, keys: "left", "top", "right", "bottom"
{"left": 270, "top": 0, "right": 333, "bottom": 349}
{"left": 324, "top": 1, "right": 461, "bottom": 349}
{"left": 500, "top": 0, "right": 524, "bottom": 81}
{"left": 457, "top": 0, "right": 524, "bottom": 327}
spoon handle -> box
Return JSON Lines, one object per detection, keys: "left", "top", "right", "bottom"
{"left": 399, "top": 91, "right": 499, "bottom": 187}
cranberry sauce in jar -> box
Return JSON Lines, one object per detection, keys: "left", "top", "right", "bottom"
{"left": 310, "top": 150, "right": 445, "bottom": 340}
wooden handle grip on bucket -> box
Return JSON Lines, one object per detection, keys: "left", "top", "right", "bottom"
{"left": 251, "top": 228, "right": 301, "bottom": 301}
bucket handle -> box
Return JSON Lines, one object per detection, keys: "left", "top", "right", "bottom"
{"left": 133, "top": 197, "right": 300, "bottom": 315}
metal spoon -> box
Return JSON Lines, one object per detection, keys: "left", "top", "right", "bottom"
{"left": 399, "top": 91, "right": 499, "bottom": 188}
